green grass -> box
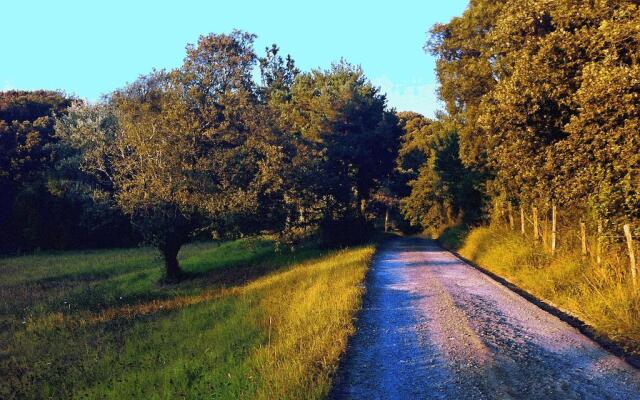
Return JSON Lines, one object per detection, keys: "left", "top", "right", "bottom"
{"left": 438, "top": 224, "right": 470, "bottom": 250}
{"left": 0, "top": 238, "right": 375, "bottom": 399}
{"left": 446, "top": 225, "right": 640, "bottom": 356}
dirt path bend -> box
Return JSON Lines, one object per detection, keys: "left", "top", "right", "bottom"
{"left": 330, "top": 237, "right": 640, "bottom": 400}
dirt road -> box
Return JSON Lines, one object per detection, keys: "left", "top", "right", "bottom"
{"left": 330, "top": 238, "right": 640, "bottom": 399}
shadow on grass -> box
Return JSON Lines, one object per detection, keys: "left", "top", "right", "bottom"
{"left": 179, "top": 243, "right": 324, "bottom": 288}
{"left": 1, "top": 238, "right": 325, "bottom": 320}
{"left": 3, "top": 238, "right": 374, "bottom": 399}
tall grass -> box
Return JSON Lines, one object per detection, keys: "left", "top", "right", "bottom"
{"left": 0, "top": 239, "right": 374, "bottom": 399}
{"left": 444, "top": 226, "right": 640, "bottom": 356}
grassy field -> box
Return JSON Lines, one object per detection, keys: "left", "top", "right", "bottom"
{"left": 441, "top": 225, "right": 640, "bottom": 356}
{"left": 0, "top": 238, "right": 375, "bottom": 399}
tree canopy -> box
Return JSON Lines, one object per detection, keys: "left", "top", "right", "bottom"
{"left": 419, "top": 0, "right": 640, "bottom": 233}
{"left": 45, "top": 31, "right": 402, "bottom": 277}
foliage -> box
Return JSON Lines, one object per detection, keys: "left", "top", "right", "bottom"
{"left": 0, "top": 91, "right": 70, "bottom": 250}
{"left": 429, "top": 0, "right": 640, "bottom": 232}
{"left": 428, "top": 0, "right": 504, "bottom": 168}
{"left": 438, "top": 224, "right": 470, "bottom": 250}
{"left": 398, "top": 114, "right": 484, "bottom": 232}
{"left": 275, "top": 61, "right": 402, "bottom": 242}
{"left": 0, "top": 91, "right": 136, "bottom": 252}
{"left": 47, "top": 31, "right": 401, "bottom": 277}
{"left": 57, "top": 32, "right": 290, "bottom": 279}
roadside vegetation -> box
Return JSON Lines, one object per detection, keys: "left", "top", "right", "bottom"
{"left": 1, "top": 238, "right": 374, "bottom": 399}
{"left": 440, "top": 225, "right": 640, "bottom": 357}
{"left": 395, "top": 0, "right": 640, "bottom": 359}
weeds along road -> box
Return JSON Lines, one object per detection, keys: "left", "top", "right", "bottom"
{"left": 330, "top": 237, "right": 640, "bottom": 400}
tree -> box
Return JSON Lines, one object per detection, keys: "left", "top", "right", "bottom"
{"left": 428, "top": 0, "right": 505, "bottom": 168}
{"left": 396, "top": 111, "right": 434, "bottom": 183}
{"left": 53, "top": 100, "right": 140, "bottom": 249}
{"left": 255, "top": 48, "right": 329, "bottom": 244}
{"left": 429, "top": 0, "right": 640, "bottom": 231}
{"left": 0, "top": 91, "right": 72, "bottom": 214}
{"left": 276, "top": 61, "right": 402, "bottom": 243}
{"left": 477, "top": 0, "right": 640, "bottom": 224}
{"left": 258, "top": 44, "right": 299, "bottom": 104}
{"left": 0, "top": 91, "right": 76, "bottom": 251}
{"left": 399, "top": 115, "right": 484, "bottom": 231}
{"left": 60, "top": 31, "right": 286, "bottom": 279}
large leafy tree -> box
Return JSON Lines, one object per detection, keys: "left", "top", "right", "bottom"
{"left": 59, "top": 31, "right": 286, "bottom": 279}
{"left": 119, "top": 32, "right": 287, "bottom": 279}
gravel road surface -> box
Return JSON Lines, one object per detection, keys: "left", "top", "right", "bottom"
{"left": 330, "top": 237, "right": 640, "bottom": 399}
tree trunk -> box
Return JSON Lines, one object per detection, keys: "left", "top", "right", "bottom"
{"left": 162, "top": 242, "right": 183, "bottom": 281}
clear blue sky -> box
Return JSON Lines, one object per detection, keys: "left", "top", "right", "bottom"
{"left": 1, "top": 0, "right": 468, "bottom": 117}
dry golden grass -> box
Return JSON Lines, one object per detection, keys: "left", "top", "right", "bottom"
{"left": 452, "top": 226, "right": 640, "bottom": 355}
{"left": 243, "top": 247, "right": 373, "bottom": 399}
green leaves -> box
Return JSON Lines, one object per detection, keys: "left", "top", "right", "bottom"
{"left": 398, "top": 115, "right": 484, "bottom": 231}
{"left": 430, "top": 0, "right": 640, "bottom": 227}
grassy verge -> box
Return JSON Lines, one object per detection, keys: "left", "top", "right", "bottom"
{"left": 438, "top": 224, "right": 470, "bottom": 250}
{"left": 440, "top": 225, "right": 640, "bottom": 356}
{"left": 1, "top": 238, "right": 375, "bottom": 399}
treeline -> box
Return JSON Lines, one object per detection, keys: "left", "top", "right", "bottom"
{"left": 0, "top": 91, "right": 140, "bottom": 252}
{"left": 0, "top": 31, "right": 403, "bottom": 279}
{"left": 6, "top": 1, "right": 638, "bottom": 273}
{"left": 402, "top": 0, "right": 640, "bottom": 237}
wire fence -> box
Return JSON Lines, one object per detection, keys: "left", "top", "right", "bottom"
{"left": 493, "top": 201, "right": 638, "bottom": 285}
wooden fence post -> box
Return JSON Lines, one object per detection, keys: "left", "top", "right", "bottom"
{"left": 384, "top": 208, "right": 390, "bottom": 233}
{"left": 533, "top": 207, "right": 539, "bottom": 241}
{"left": 542, "top": 214, "right": 548, "bottom": 249}
{"left": 508, "top": 203, "right": 515, "bottom": 231}
{"left": 580, "top": 222, "right": 587, "bottom": 257}
{"left": 597, "top": 221, "right": 602, "bottom": 266}
{"left": 520, "top": 205, "right": 525, "bottom": 235}
{"left": 624, "top": 224, "right": 637, "bottom": 286}
{"left": 551, "top": 203, "right": 557, "bottom": 255}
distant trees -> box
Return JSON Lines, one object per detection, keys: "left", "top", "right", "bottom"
{"left": 397, "top": 113, "right": 484, "bottom": 232}
{"left": 0, "top": 91, "right": 69, "bottom": 251}
{"left": 0, "top": 91, "right": 137, "bottom": 252}
{"left": 391, "top": 0, "right": 504, "bottom": 232}
{"left": 0, "top": 92, "right": 69, "bottom": 219}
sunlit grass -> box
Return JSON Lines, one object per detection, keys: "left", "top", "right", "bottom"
{"left": 0, "top": 239, "right": 374, "bottom": 399}
{"left": 450, "top": 226, "right": 640, "bottom": 355}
